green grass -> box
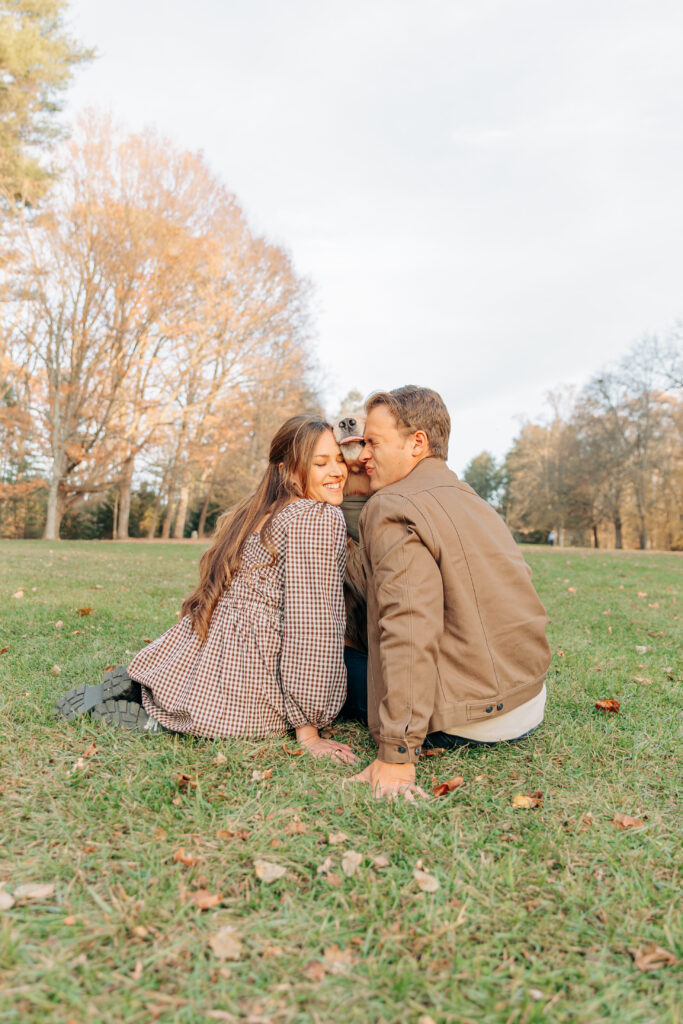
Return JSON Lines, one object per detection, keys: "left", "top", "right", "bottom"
{"left": 0, "top": 540, "right": 680, "bottom": 1024}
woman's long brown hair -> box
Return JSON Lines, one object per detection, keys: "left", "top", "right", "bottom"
{"left": 181, "top": 415, "right": 334, "bottom": 642}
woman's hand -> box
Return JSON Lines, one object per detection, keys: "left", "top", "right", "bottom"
{"left": 295, "top": 725, "right": 358, "bottom": 764}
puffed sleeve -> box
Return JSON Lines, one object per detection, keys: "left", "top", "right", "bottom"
{"left": 278, "top": 502, "right": 347, "bottom": 728}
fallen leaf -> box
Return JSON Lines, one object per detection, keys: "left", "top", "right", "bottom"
{"left": 418, "top": 1017, "right": 438, "bottom": 1024}
{"left": 131, "top": 958, "right": 143, "bottom": 981}
{"left": 50, "top": 665, "right": 61, "bottom": 676}
{"left": 0, "top": 890, "right": 14, "bottom": 911}
{"left": 209, "top": 925, "right": 244, "bottom": 961}
{"left": 317, "top": 856, "right": 334, "bottom": 875}
{"left": 216, "top": 828, "right": 250, "bottom": 841}
{"left": 567, "top": 586, "right": 576, "bottom": 594}
{"left": 556, "top": 649, "right": 566, "bottom": 657}
{"left": 253, "top": 860, "right": 286, "bottom": 883}
{"left": 422, "top": 748, "right": 445, "bottom": 757}
{"left": 251, "top": 769, "right": 273, "bottom": 782}
{"left": 13, "top": 882, "right": 56, "bottom": 901}
{"left": 433, "top": 775, "right": 464, "bottom": 797}
{"left": 82, "top": 741, "right": 97, "bottom": 758}
{"left": 325, "top": 872, "right": 343, "bottom": 887}
{"left": 629, "top": 945, "right": 677, "bottom": 971}
{"left": 341, "top": 850, "right": 363, "bottom": 877}
{"left": 12, "top": 589, "right": 24, "bottom": 599}
{"left": 413, "top": 868, "right": 439, "bottom": 892}
{"left": 633, "top": 676, "right": 652, "bottom": 684}
{"left": 69, "top": 757, "right": 88, "bottom": 773}
{"left": 54, "top": 620, "right": 64, "bottom": 629}
{"left": 635, "top": 645, "right": 649, "bottom": 654}
{"left": 153, "top": 827, "right": 168, "bottom": 841}
{"left": 637, "top": 591, "right": 647, "bottom": 598}
{"left": 190, "top": 889, "right": 223, "bottom": 910}
{"left": 0, "top": 647, "right": 8, "bottom": 655}
{"left": 595, "top": 699, "right": 619, "bottom": 713}
{"left": 64, "top": 914, "right": 77, "bottom": 925}
{"left": 133, "top": 924, "right": 148, "bottom": 938}
{"left": 176, "top": 772, "right": 198, "bottom": 791}
{"left": 283, "top": 744, "right": 303, "bottom": 756}
{"left": 511, "top": 792, "right": 543, "bottom": 809}
{"left": 172, "top": 796, "right": 182, "bottom": 806}
{"left": 212, "top": 752, "right": 228, "bottom": 765}
{"left": 372, "top": 855, "right": 390, "bottom": 870}
{"left": 328, "top": 831, "right": 348, "bottom": 845}
{"left": 528, "top": 989, "right": 544, "bottom": 1001}
{"left": 303, "top": 960, "right": 328, "bottom": 982}
{"left": 613, "top": 812, "right": 647, "bottom": 830}
{"left": 143, "top": 637, "right": 152, "bottom": 643}
{"left": 173, "top": 848, "right": 201, "bottom": 867}
{"left": 322, "top": 943, "right": 357, "bottom": 972}
{"left": 284, "top": 821, "right": 308, "bottom": 835}
{"left": 76, "top": 607, "right": 93, "bottom": 616}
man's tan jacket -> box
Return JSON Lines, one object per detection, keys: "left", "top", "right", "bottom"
{"left": 359, "top": 457, "right": 551, "bottom": 763}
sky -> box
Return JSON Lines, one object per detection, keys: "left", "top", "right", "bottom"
{"left": 63, "top": 0, "right": 683, "bottom": 473}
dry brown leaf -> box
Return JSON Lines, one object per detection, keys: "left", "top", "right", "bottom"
{"left": 131, "top": 958, "right": 143, "bottom": 981}
{"left": 12, "top": 589, "right": 23, "bottom": 599}
{"left": 54, "top": 621, "right": 64, "bottom": 630}
{"left": 317, "top": 856, "right": 334, "bottom": 875}
{"left": 133, "top": 925, "right": 148, "bottom": 938}
{"left": 341, "top": 850, "right": 363, "bottom": 877}
{"left": 284, "top": 821, "right": 308, "bottom": 835}
{"left": 328, "top": 831, "right": 348, "bottom": 845}
{"left": 372, "top": 855, "right": 390, "bottom": 870}
{"left": 64, "top": 914, "right": 77, "bottom": 925}
{"left": 253, "top": 860, "right": 286, "bottom": 883}
{"left": 629, "top": 945, "right": 677, "bottom": 971}
{"left": 0, "top": 889, "right": 14, "bottom": 911}
{"left": 511, "top": 792, "right": 543, "bottom": 809}
{"left": 76, "top": 607, "right": 93, "bottom": 616}
{"left": 635, "top": 645, "right": 649, "bottom": 654}
{"left": 632, "top": 676, "right": 652, "bottom": 685}
{"left": 209, "top": 925, "right": 244, "bottom": 961}
{"left": 13, "top": 882, "right": 56, "bottom": 901}
{"left": 303, "top": 960, "right": 328, "bottom": 982}
{"left": 413, "top": 868, "right": 439, "bottom": 892}
{"left": 173, "top": 848, "right": 201, "bottom": 867}
{"left": 190, "top": 888, "right": 223, "bottom": 910}
{"left": 216, "top": 828, "right": 250, "bottom": 841}
{"left": 322, "top": 944, "right": 357, "bottom": 973}
{"left": 50, "top": 665, "right": 61, "bottom": 676}
{"left": 325, "top": 872, "right": 343, "bottom": 887}
{"left": 433, "top": 775, "right": 464, "bottom": 797}
{"left": 283, "top": 744, "right": 303, "bottom": 756}
{"left": 171, "top": 796, "right": 182, "bottom": 806}
{"left": 212, "top": 752, "right": 228, "bottom": 765}
{"left": 82, "top": 741, "right": 97, "bottom": 758}
{"left": 153, "top": 827, "right": 168, "bottom": 841}
{"left": 176, "top": 772, "right": 198, "bottom": 791}
{"left": 0, "top": 647, "right": 8, "bottom": 655}
{"left": 595, "top": 699, "right": 620, "bottom": 713}
{"left": 251, "top": 768, "right": 273, "bottom": 782}
{"left": 422, "top": 748, "right": 445, "bottom": 757}
{"left": 613, "top": 812, "right": 647, "bottom": 830}
{"left": 417, "top": 1016, "right": 438, "bottom": 1024}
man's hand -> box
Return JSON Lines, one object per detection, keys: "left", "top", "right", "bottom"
{"left": 348, "top": 758, "right": 429, "bottom": 801}
{"left": 296, "top": 725, "right": 358, "bottom": 764}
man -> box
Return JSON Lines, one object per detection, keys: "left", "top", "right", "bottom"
{"left": 351, "top": 386, "right": 551, "bottom": 799}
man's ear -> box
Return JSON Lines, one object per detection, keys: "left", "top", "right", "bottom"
{"left": 411, "top": 430, "right": 430, "bottom": 457}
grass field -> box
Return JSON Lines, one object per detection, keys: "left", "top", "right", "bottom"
{"left": 0, "top": 540, "right": 680, "bottom": 1024}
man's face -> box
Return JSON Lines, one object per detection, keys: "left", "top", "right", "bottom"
{"left": 360, "top": 404, "right": 417, "bottom": 491}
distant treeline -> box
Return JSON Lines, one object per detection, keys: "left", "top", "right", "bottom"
{"left": 463, "top": 335, "right": 682, "bottom": 550}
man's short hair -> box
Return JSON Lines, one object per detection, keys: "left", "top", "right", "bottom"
{"left": 365, "top": 385, "right": 451, "bottom": 460}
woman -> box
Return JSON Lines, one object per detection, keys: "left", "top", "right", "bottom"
{"left": 56, "top": 415, "right": 356, "bottom": 763}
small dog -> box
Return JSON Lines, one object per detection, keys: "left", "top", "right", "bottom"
{"left": 334, "top": 415, "right": 370, "bottom": 653}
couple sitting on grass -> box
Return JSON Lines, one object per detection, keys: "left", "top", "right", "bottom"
{"left": 56, "top": 386, "right": 551, "bottom": 800}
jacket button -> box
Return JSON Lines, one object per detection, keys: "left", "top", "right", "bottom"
{"left": 414, "top": 746, "right": 421, "bottom": 756}
{"left": 397, "top": 745, "right": 407, "bottom": 753}
{"left": 485, "top": 705, "right": 493, "bottom": 713}
{"left": 497, "top": 702, "right": 504, "bottom": 710}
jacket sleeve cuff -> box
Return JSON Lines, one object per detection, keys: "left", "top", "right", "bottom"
{"left": 377, "top": 738, "right": 424, "bottom": 764}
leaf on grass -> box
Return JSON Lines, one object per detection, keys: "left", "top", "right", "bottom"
{"left": 511, "top": 792, "right": 543, "bottom": 809}
{"left": 13, "top": 882, "right": 56, "bottom": 901}
{"left": 76, "top": 607, "right": 93, "bottom": 616}
{"left": 216, "top": 828, "right": 250, "bottom": 841}
{"left": 12, "top": 589, "right": 23, "bottom": 599}
{"left": 50, "top": 665, "right": 61, "bottom": 676}
{"left": 328, "top": 831, "right": 348, "bottom": 845}
{"left": 413, "top": 868, "right": 439, "bottom": 892}
{"left": 173, "top": 848, "right": 201, "bottom": 867}
{"left": 322, "top": 943, "right": 357, "bottom": 972}
{"left": 54, "top": 621, "right": 64, "bottom": 630}
{"left": 0, "top": 889, "right": 14, "bottom": 911}
{"left": 629, "top": 945, "right": 677, "bottom": 971}
{"left": 82, "top": 741, "right": 97, "bottom": 758}
{"left": 176, "top": 772, "right": 198, "bottom": 791}
{"left": 131, "top": 958, "right": 143, "bottom": 981}
{"left": 153, "top": 827, "right": 168, "bottom": 841}
{"left": 0, "top": 647, "right": 8, "bottom": 655}
{"left": 341, "top": 851, "right": 363, "bottom": 877}
{"left": 190, "top": 888, "right": 223, "bottom": 910}
{"left": 212, "top": 752, "right": 228, "bottom": 765}
{"left": 632, "top": 676, "right": 652, "bottom": 685}
{"left": 251, "top": 769, "right": 273, "bottom": 782}
{"left": 372, "top": 855, "right": 390, "bottom": 870}
{"left": 595, "top": 699, "right": 619, "bottom": 713}
{"left": 253, "top": 860, "right": 286, "bottom": 883}
{"left": 325, "top": 872, "right": 343, "bottom": 887}
{"left": 69, "top": 757, "right": 88, "bottom": 773}
{"left": 433, "top": 776, "right": 464, "bottom": 797}
{"left": 284, "top": 821, "right": 308, "bottom": 835}
{"left": 317, "top": 856, "right": 334, "bottom": 875}
{"left": 283, "top": 745, "right": 303, "bottom": 756}
{"left": 209, "top": 925, "right": 244, "bottom": 961}
{"left": 303, "top": 960, "right": 328, "bottom": 982}
{"left": 613, "top": 812, "right": 647, "bottom": 830}
{"left": 635, "top": 645, "right": 649, "bottom": 654}
{"left": 422, "top": 748, "right": 445, "bottom": 757}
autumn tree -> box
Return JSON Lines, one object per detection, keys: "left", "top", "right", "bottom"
{"left": 0, "top": 0, "right": 92, "bottom": 206}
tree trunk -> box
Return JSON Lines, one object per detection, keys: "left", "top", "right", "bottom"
{"left": 117, "top": 457, "right": 135, "bottom": 539}
{"left": 43, "top": 474, "right": 65, "bottom": 540}
{"left": 592, "top": 524, "right": 599, "bottom": 548}
{"left": 197, "top": 488, "right": 213, "bottom": 539}
{"left": 173, "top": 481, "right": 190, "bottom": 540}
{"left": 161, "top": 484, "right": 175, "bottom": 539}
{"left": 614, "top": 514, "right": 623, "bottom": 550}
{"left": 638, "top": 518, "right": 648, "bottom": 550}
{"left": 112, "top": 491, "right": 119, "bottom": 540}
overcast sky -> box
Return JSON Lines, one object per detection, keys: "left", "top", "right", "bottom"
{"left": 64, "top": 0, "right": 683, "bottom": 473}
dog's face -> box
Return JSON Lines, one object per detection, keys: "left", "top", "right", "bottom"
{"left": 333, "top": 415, "right": 365, "bottom": 471}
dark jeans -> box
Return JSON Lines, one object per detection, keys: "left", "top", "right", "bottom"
{"left": 340, "top": 648, "right": 538, "bottom": 748}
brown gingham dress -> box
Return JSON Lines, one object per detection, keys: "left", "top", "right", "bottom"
{"left": 127, "top": 500, "right": 347, "bottom": 738}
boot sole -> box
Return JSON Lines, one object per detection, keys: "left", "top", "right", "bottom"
{"left": 102, "top": 665, "right": 141, "bottom": 704}
{"left": 91, "top": 698, "right": 153, "bottom": 732}
{"left": 54, "top": 684, "right": 89, "bottom": 720}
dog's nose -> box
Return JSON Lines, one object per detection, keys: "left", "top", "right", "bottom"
{"left": 339, "top": 419, "right": 348, "bottom": 431}
{"left": 348, "top": 418, "right": 356, "bottom": 428}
